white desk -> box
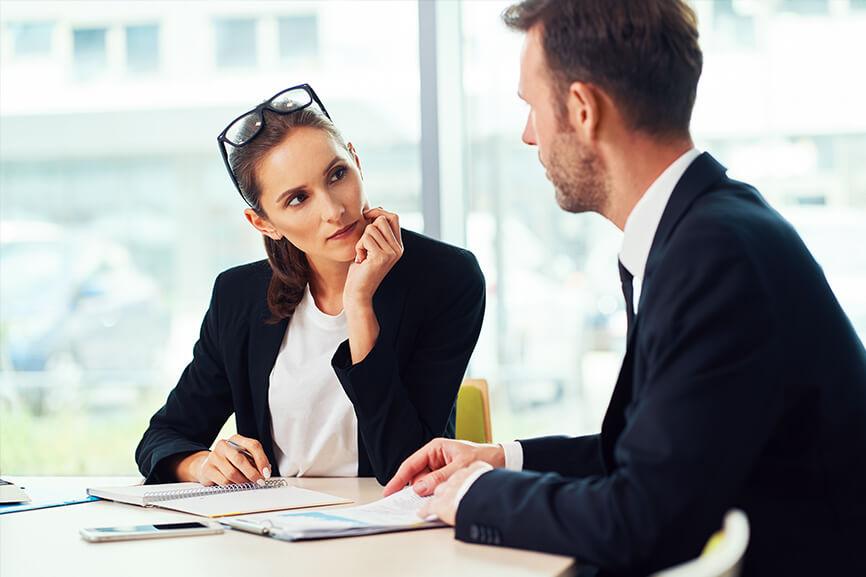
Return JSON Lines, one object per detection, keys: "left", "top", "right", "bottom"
{"left": 0, "top": 476, "right": 576, "bottom": 577}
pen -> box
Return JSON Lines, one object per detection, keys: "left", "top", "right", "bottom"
{"left": 225, "top": 439, "right": 271, "bottom": 482}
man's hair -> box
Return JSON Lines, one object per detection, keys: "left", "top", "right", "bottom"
{"left": 503, "top": 0, "right": 703, "bottom": 138}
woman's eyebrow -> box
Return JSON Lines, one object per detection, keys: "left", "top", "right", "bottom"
{"left": 322, "top": 156, "right": 341, "bottom": 176}
{"left": 275, "top": 156, "right": 343, "bottom": 205}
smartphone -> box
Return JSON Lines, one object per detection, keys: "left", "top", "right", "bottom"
{"left": 80, "top": 521, "right": 224, "bottom": 542}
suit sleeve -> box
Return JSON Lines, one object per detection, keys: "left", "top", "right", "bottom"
{"left": 519, "top": 434, "right": 604, "bottom": 478}
{"left": 455, "top": 225, "right": 786, "bottom": 574}
{"left": 135, "top": 274, "right": 234, "bottom": 484}
{"left": 332, "top": 250, "right": 486, "bottom": 485}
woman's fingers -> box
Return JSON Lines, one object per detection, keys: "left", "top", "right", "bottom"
{"left": 228, "top": 434, "right": 271, "bottom": 479}
{"left": 200, "top": 466, "right": 230, "bottom": 487}
{"left": 224, "top": 447, "right": 264, "bottom": 485}
{"left": 212, "top": 440, "right": 256, "bottom": 485}
{"left": 199, "top": 453, "right": 238, "bottom": 486}
{"left": 354, "top": 236, "right": 367, "bottom": 264}
{"left": 364, "top": 208, "right": 401, "bottom": 246}
{"left": 372, "top": 216, "right": 402, "bottom": 254}
{"left": 213, "top": 454, "right": 249, "bottom": 485}
{"left": 364, "top": 223, "right": 395, "bottom": 257}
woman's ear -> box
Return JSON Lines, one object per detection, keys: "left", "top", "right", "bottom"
{"left": 347, "top": 142, "right": 362, "bottom": 177}
{"left": 244, "top": 208, "right": 281, "bottom": 240}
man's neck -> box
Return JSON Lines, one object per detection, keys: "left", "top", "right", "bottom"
{"left": 603, "top": 136, "right": 695, "bottom": 231}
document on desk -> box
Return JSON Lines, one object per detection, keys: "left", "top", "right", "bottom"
{"left": 88, "top": 478, "right": 351, "bottom": 518}
{"left": 224, "top": 486, "right": 446, "bottom": 541}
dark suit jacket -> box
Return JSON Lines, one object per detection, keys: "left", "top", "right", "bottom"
{"left": 456, "top": 153, "right": 866, "bottom": 576}
{"left": 136, "top": 229, "right": 485, "bottom": 486}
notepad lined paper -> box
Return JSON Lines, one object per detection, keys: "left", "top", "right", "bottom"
{"left": 87, "top": 479, "right": 351, "bottom": 518}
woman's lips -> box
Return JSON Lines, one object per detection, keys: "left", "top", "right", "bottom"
{"left": 327, "top": 221, "right": 358, "bottom": 241}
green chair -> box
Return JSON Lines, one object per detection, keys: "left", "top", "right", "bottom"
{"left": 456, "top": 379, "right": 492, "bottom": 443}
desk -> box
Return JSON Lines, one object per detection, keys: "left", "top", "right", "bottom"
{"left": 0, "top": 476, "right": 576, "bottom": 577}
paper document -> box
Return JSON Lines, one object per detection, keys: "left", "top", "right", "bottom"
{"left": 88, "top": 479, "right": 351, "bottom": 518}
{"left": 225, "top": 487, "right": 446, "bottom": 541}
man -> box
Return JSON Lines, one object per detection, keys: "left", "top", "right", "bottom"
{"left": 383, "top": 1, "right": 866, "bottom": 575}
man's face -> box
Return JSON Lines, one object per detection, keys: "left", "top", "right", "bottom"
{"left": 518, "top": 26, "right": 609, "bottom": 215}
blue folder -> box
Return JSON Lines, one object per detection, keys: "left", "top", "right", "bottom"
{"left": 0, "top": 495, "right": 100, "bottom": 515}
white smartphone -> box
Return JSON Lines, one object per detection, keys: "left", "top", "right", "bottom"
{"left": 80, "top": 521, "right": 224, "bottom": 542}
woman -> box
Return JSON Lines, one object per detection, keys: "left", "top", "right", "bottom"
{"left": 135, "top": 84, "right": 485, "bottom": 486}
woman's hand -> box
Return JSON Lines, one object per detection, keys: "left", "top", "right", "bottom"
{"left": 174, "top": 434, "right": 272, "bottom": 486}
{"left": 344, "top": 208, "right": 403, "bottom": 308}
{"left": 343, "top": 208, "right": 403, "bottom": 364}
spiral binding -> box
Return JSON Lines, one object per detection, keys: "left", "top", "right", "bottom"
{"left": 142, "top": 478, "right": 288, "bottom": 504}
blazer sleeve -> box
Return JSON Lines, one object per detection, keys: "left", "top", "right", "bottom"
{"left": 332, "top": 250, "right": 486, "bottom": 485}
{"left": 519, "top": 434, "right": 604, "bottom": 478}
{"left": 454, "top": 225, "right": 786, "bottom": 574}
{"left": 135, "top": 273, "right": 234, "bottom": 484}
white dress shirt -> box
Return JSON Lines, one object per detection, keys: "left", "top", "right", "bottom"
{"left": 452, "top": 148, "right": 701, "bottom": 510}
{"left": 269, "top": 285, "right": 359, "bottom": 477}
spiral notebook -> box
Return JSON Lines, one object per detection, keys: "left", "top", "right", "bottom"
{"left": 87, "top": 479, "right": 351, "bottom": 518}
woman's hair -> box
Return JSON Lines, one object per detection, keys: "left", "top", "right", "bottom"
{"left": 229, "top": 107, "right": 350, "bottom": 323}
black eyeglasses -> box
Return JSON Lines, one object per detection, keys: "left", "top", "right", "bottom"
{"left": 217, "top": 83, "right": 331, "bottom": 206}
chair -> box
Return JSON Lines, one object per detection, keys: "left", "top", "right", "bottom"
{"left": 650, "top": 510, "right": 750, "bottom": 577}
{"left": 456, "top": 378, "right": 492, "bottom": 443}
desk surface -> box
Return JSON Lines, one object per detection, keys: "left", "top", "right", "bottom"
{"left": 1, "top": 476, "right": 576, "bottom": 577}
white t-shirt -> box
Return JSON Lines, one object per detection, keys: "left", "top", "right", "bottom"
{"left": 268, "top": 285, "right": 358, "bottom": 477}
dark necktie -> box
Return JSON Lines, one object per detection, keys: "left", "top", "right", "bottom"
{"left": 618, "top": 259, "right": 635, "bottom": 334}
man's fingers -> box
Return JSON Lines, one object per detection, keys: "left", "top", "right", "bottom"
{"left": 383, "top": 442, "right": 444, "bottom": 496}
{"left": 412, "top": 460, "right": 466, "bottom": 497}
{"left": 229, "top": 435, "right": 271, "bottom": 478}
{"left": 410, "top": 467, "right": 432, "bottom": 486}
{"left": 418, "top": 501, "right": 432, "bottom": 519}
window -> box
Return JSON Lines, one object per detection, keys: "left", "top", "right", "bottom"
{"left": 279, "top": 15, "right": 318, "bottom": 63}
{"left": 0, "top": 1, "right": 422, "bottom": 474}
{"left": 459, "top": 1, "right": 866, "bottom": 442}
{"left": 8, "top": 22, "right": 53, "bottom": 57}
{"left": 73, "top": 27, "right": 107, "bottom": 76}
{"left": 126, "top": 24, "right": 159, "bottom": 73}
{"left": 214, "top": 18, "right": 257, "bottom": 69}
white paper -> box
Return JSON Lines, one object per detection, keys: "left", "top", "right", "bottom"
{"left": 228, "top": 487, "right": 444, "bottom": 540}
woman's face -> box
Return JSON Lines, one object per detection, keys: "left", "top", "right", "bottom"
{"left": 249, "top": 127, "right": 367, "bottom": 264}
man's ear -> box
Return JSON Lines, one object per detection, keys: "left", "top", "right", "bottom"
{"left": 347, "top": 142, "right": 363, "bottom": 178}
{"left": 244, "top": 208, "right": 281, "bottom": 240}
{"left": 566, "top": 81, "right": 602, "bottom": 140}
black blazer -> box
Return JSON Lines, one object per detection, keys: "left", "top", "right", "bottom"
{"left": 136, "top": 230, "right": 485, "bottom": 485}
{"left": 456, "top": 153, "right": 866, "bottom": 576}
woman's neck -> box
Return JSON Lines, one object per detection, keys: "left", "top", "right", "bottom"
{"left": 307, "top": 256, "right": 350, "bottom": 315}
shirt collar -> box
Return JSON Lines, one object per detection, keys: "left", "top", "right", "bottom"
{"left": 619, "top": 148, "right": 701, "bottom": 280}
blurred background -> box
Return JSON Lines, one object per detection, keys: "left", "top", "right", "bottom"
{"left": 1, "top": 0, "right": 864, "bottom": 474}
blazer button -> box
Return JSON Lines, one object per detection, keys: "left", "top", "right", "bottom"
{"left": 470, "top": 525, "right": 479, "bottom": 541}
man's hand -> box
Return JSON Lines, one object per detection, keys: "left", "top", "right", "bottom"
{"left": 383, "top": 438, "right": 505, "bottom": 497}
{"left": 417, "top": 461, "right": 492, "bottom": 525}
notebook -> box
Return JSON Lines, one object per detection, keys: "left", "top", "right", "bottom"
{"left": 87, "top": 478, "right": 352, "bottom": 518}
{"left": 223, "top": 486, "right": 446, "bottom": 541}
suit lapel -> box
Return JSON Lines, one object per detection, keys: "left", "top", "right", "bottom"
{"left": 599, "top": 153, "right": 728, "bottom": 469}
